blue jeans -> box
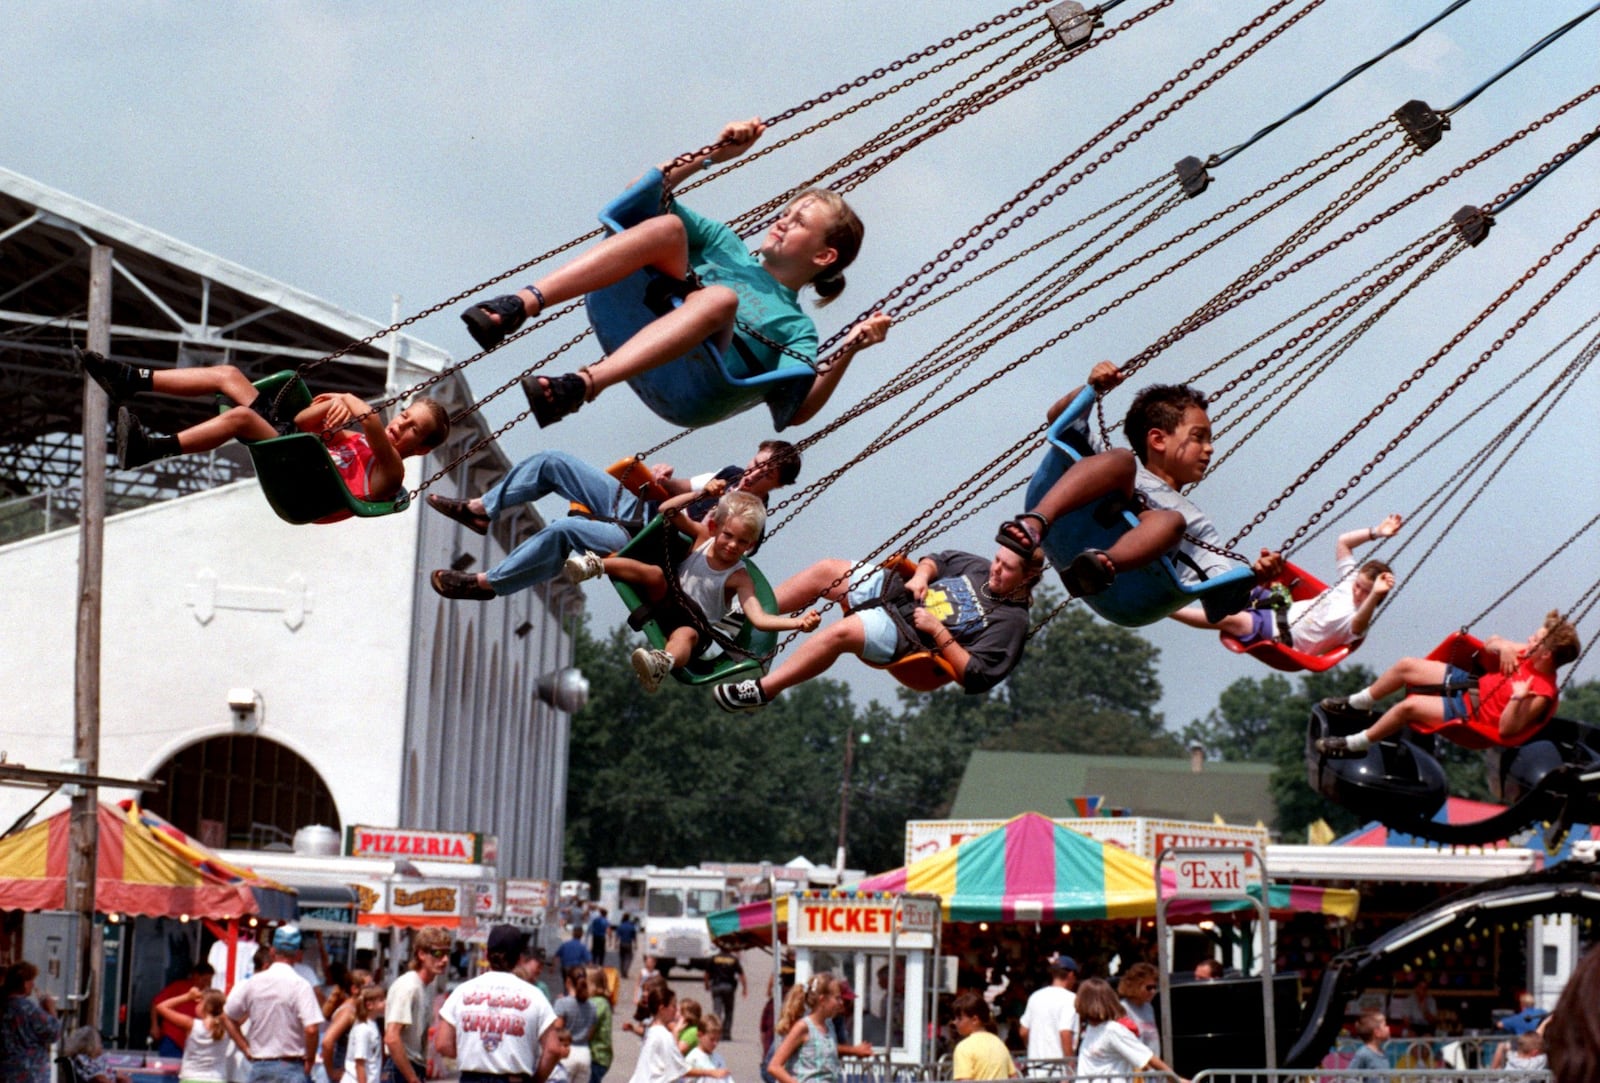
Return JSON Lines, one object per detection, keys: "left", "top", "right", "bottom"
{"left": 250, "top": 1060, "right": 310, "bottom": 1083}
{"left": 483, "top": 451, "right": 646, "bottom": 595}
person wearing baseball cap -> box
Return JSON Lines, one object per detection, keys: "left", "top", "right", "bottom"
{"left": 222, "top": 925, "right": 323, "bottom": 1082}
{"left": 437, "top": 925, "right": 561, "bottom": 1083}
{"left": 1017, "top": 955, "right": 1079, "bottom": 1068}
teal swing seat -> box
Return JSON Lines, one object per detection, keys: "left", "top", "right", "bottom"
{"left": 1024, "top": 386, "right": 1255, "bottom": 627}
{"left": 585, "top": 169, "right": 816, "bottom": 430}
{"left": 607, "top": 514, "right": 779, "bottom": 687}
{"left": 219, "top": 371, "right": 410, "bottom": 525}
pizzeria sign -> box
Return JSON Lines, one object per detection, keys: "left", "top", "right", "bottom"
{"left": 346, "top": 825, "right": 482, "bottom": 864}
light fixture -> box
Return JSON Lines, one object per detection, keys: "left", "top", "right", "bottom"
{"left": 227, "top": 689, "right": 262, "bottom": 732}
{"left": 514, "top": 620, "right": 534, "bottom": 638}
{"left": 1060, "top": 923, "right": 1071, "bottom": 935}
{"left": 536, "top": 668, "right": 590, "bottom": 713}
{"left": 451, "top": 551, "right": 476, "bottom": 571}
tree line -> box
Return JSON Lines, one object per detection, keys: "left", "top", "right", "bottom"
{"left": 564, "top": 588, "right": 1600, "bottom": 878}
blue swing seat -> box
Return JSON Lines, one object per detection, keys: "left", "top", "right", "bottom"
{"left": 1024, "top": 387, "right": 1255, "bottom": 627}
{"left": 607, "top": 514, "right": 780, "bottom": 687}
{"left": 585, "top": 169, "right": 816, "bottom": 430}
{"left": 219, "top": 371, "right": 409, "bottom": 525}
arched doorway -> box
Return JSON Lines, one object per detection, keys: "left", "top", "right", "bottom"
{"left": 144, "top": 734, "right": 340, "bottom": 850}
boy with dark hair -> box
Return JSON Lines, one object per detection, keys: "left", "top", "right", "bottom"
{"left": 80, "top": 350, "right": 448, "bottom": 504}
{"left": 998, "top": 362, "right": 1281, "bottom": 599}
{"left": 1317, "top": 610, "right": 1581, "bottom": 755}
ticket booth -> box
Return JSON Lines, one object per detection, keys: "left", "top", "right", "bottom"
{"left": 709, "top": 892, "right": 941, "bottom": 1064}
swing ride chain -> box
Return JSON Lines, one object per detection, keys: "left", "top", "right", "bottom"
{"left": 1385, "top": 339, "right": 1599, "bottom": 617}
{"left": 1122, "top": 83, "right": 1600, "bottom": 386}
{"left": 1234, "top": 207, "right": 1600, "bottom": 557}
{"left": 1466, "top": 511, "right": 1600, "bottom": 632}
{"left": 815, "top": 0, "right": 1299, "bottom": 361}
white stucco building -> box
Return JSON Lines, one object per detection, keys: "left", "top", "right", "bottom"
{"left": 0, "top": 167, "right": 581, "bottom": 884}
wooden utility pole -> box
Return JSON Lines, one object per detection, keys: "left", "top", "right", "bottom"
{"left": 67, "top": 244, "right": 112, "bottom": 1030}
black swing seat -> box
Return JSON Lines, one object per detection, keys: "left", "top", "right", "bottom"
{"left": 1305, "top": 700, "right": 1449, "bottom": 823}
{"left": 219, "top": 371, "right": 409, "bottom": 525}
{"left": 607, "top": 514, "right": 780, "bottom": 687}
{"left": 1487, "top": 716, "right": 1600, "bottom": 816}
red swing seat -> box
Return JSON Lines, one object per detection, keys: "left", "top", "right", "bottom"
{"left": 1219, "top": 562, "right": 1353, "bottom": 673}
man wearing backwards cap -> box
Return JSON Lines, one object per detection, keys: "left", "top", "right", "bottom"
{"left": 437, "top": 925, "right": 562, "bottom": 1083}
{"left": 1017, "top": 955, "right": 1080, "bottom": 1068}
{"left": 222, "top": 925, "right": 324, "bottom": 1083}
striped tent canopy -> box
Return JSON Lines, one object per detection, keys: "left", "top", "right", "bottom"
{"left": 709, "top": 814, "right": 1355, "bottom": 945}
{"left": 0, "top": 800, "right": 295, "bottom": 920}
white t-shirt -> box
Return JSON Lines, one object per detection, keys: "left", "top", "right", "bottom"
{"left": 438, "top": 969, "right": 557, "bottom": 1075}
{"left": 686, "top": 1046, "right": 728, "bottom": 1079}
{"left": 179, "top": 1017, "right": 230, "bottom": 1082}
{"left": 1019, "top": 985, "right": 1078, "bottom": 1060}
{"left": 1118, "top": 1000, "right": 1160, "bottom": 1060}
{"left": 345, "top": 1019, "right": 383, "bottom": 1082}
{"left": 385, "top": 970, "right": 433, "bottom": 1067}
{"left": 1286, "top": 553, "right": 1362, "bottom": 654}
{"left": 1076, "top": 1021, "right": 1153, "bottom": 1079}
{"left": 207, "top": 938, "right": 256, "bottom": 989}
{"left": 628, "top": 1024, "right": 689, "bottom": 1083}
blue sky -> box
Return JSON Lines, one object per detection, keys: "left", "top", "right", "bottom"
{"left": 6, "top": 0, "right": 1597, "bottom": 740}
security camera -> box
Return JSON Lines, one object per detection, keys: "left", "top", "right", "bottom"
{"left": 227, "top": 688, "right": 259, "bottom": 713}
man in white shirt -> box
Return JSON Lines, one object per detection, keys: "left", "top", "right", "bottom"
{"left": 1017, "top": 955, "right": 1079, "bottom": 1070}
{"left": 386, "top": 925, "right": 452, "bottom": 1083}
{"left": 222, "top": 924, "right": 324, "bottom": 1083}
{"left": 437, "top": 925, "right": 560, "bottom": 1083}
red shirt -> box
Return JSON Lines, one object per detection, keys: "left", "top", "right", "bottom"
{"left": 153, "top": 979, "right": 200, "bottom": 1048}
{"left": 1414, "top": 652, "right": 1559, "bottom": 748}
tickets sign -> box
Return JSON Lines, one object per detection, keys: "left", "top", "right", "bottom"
{"left": 789, "top": 897, "right": 935, "bottom": 949}
{"left": 347, "top": 825, "right": 481, "bottom": 864}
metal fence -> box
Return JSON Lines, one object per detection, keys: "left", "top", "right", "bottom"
{"left": 835, "top": 1058, "right": 1550, "bottom": 1083}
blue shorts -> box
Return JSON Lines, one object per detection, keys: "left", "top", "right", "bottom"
{"left": 846, "top": 564, "right": 900, "bottom": 665}
{"left": 1440, "top": 664, "right": 1474, "bottom": 721}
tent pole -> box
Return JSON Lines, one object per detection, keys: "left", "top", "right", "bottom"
{"left": 67, "top": 243, "right": 112, "bottom": 1031}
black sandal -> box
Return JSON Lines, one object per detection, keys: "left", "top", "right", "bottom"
{"left": 521, "top": 372, "right": 589, "bottom": 428}
{"left": 996, "top": 512, "right": 1049, "bottom": 558}
{"left": 461, "top": 293, "right": 530, "bottom": 351}
{"left": 1061, "top": 549, "right": 1116, "bottom": 597}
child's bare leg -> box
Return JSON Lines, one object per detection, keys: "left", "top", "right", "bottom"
{"left": 758, "top": 615, "right": 868, "bottom": 699}
{"left": 1363, "top": 695, "right": 1446, "bottom": 743}
{"left": 771, "top": 558, "right": 857, "bottom": 614}
{"left": 581, "top": 285, "right": 739, "bottom": 396}
{"left": 663, "top": 627, "right": 699, "bottom": 669}
{"left": 148, "top": 365, "right": 260, "bottom": 406}
{"left": 1169, "top": 605, "right": 1254, "bottom": 637}
{"left": 1029, "top": 448, "right": 1138, "bottom": 526}
{"left": 483, "top": 217, "right": 694, "bottom": 324}
{"left": 1101, "top": 507, "right": 1186, "bottom": 574}
{"left": 600, "top": 555, "right": 668, "bottom": 600}
{"left": 171, "top": 407, "right": 279, "bottom": 454}
{"left": 1363, "top": 657, "right": 1449, "bottom": 700}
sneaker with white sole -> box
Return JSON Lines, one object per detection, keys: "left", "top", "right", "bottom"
{"left": 713, "top": 679, "right": 769, "bottom": 712}
{"left": 631, "top": 647, "right": 674, "bottom": 693}
{"left": 563, "top": 550, "right": 605, "bottom": 584}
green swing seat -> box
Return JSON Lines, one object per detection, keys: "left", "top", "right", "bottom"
{"left": 608, "top": 514, "right": 779, "bottom": 687}
{"left": 219, "top": 371, "right": 409, "bottom": 525}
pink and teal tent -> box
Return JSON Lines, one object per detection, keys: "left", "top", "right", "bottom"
{"left": 708, "top": 813, "right": 1355, "bottom": 942}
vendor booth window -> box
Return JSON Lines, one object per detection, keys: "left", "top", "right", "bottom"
{"left": 145, "top": 734, "right": 339, "bottom": 847}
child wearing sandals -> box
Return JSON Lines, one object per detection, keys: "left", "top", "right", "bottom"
{"left": 563, "top": 478, "right": 820, "bottom": 692}
{"left": 459, "top": 117, "right": 891, "bottom": 429}
{"left": 997, "top": 361, "right": 1282, "bottom": 602}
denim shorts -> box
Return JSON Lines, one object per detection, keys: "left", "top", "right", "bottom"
{"left": 846, "top": 564, "right": 900, "bottom": 665}
{"left": 1440, "top": 664, "right": 1474, "bottom": 721}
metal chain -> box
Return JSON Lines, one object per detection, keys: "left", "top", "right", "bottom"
{"left": 1465, "top": 511, "right": 1600, "bottom": 631}
{"left": 1122, "top": 82, "right": 1600, "bottom": 382}
{"left": 1233, "top": 208, "right": 1600, "bottom": 554}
